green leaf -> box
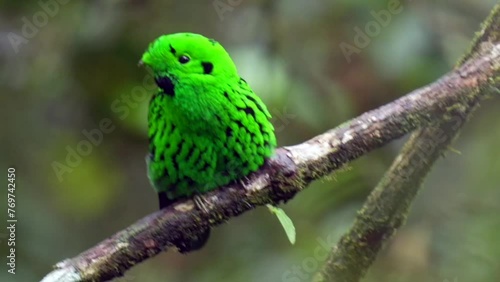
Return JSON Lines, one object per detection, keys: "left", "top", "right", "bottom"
{"left": 266, "top": 205, "right": 296, "bottom": 245}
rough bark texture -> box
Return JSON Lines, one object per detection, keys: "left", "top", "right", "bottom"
{"left": 42, "top": 4, "right": 500, "bottom": 282}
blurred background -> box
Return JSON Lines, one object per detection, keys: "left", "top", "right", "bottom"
{"left": 1, "top": 0, "right": 499, "bottom": 281}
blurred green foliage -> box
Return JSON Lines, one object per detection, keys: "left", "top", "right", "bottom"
{"left": 1, "top": 1, "right": 499, "bottom": 281}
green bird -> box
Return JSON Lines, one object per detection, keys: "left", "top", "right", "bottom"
{"left": 140, "top": 33, "right": 277, "bottom": 252}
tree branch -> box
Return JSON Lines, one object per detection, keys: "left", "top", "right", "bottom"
{"left": 42, "top": 9, "right": 500, "bottom": 282}
{"left": 312, "top": 4, "right": 500, "bottom": 282}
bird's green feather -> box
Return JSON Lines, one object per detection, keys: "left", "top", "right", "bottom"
{"left": 142, "top": 32, "right": 277, "bottom": 201}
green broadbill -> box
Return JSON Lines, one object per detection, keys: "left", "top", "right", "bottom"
{"left": 140, "top": 33, "right": 277, "bottom": 252}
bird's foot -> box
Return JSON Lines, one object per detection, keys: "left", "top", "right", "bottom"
{"left": 239, "top": 176, "right": 251, "bottom": 189}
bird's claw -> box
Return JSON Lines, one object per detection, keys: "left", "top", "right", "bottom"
{"left": 239, "top": 176, "right": 250, "bottom": 189}
{"left": 193, "top": 195, "right": 210, "bottom": 215}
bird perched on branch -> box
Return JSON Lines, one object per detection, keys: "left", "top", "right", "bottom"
{"left": 140, "top": 33, "right": 276, "bottom": 253}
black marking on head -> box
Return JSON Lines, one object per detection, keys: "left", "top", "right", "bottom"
{"left": 240, "top": 77, "right": 247, "bottom": 83}
{"left": 202, "top": 62, "right": 213, "bottom": 74}
{"left": 169, "top": 44, "right": 176, "bottom": 55}
{"left": 155, "top": 76, "right": 175, "bottom": 96}
{"left": 223, "top": 92, "right": 229, "bottom": 99}
{"left": 208, "top": 38, "right": 217, "bottom": 46}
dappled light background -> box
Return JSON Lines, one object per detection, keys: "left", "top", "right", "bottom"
{"left": 1, "top": 0, "right": 499, "bottom": 281}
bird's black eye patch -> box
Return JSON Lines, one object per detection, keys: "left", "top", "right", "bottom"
{"left": 179, "top": 55, "right": 190, "bottom": 64}
{"left": 155, "top": 76, "right": 175, "bottom": 96}
{"left": 169, "top": 45, "right": 176, "bottom": 55}
{"left": 202, "top": 62, "right": 213, "bottom": 74}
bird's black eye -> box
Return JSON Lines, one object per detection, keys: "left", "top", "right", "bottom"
{"left": 179, "top": 55, "right": 190, "bottom": 64}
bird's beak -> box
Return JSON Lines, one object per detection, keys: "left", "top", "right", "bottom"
{"left": 138, "top": 59, "right": 144, "bottom": 67}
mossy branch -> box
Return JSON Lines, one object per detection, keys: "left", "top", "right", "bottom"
{"left": 42, "top": 5, "right": 500, "bottom": 282}
{"left": 312, "top": 4, "right": 500, "bottom": 282}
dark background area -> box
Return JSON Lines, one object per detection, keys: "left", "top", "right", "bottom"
{"left": 1, "top": 1, "right": 499, "bottom": 281}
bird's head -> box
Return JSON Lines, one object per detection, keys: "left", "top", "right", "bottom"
{"left": 140, "top": 33, "right": 238, "bottom": 94}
